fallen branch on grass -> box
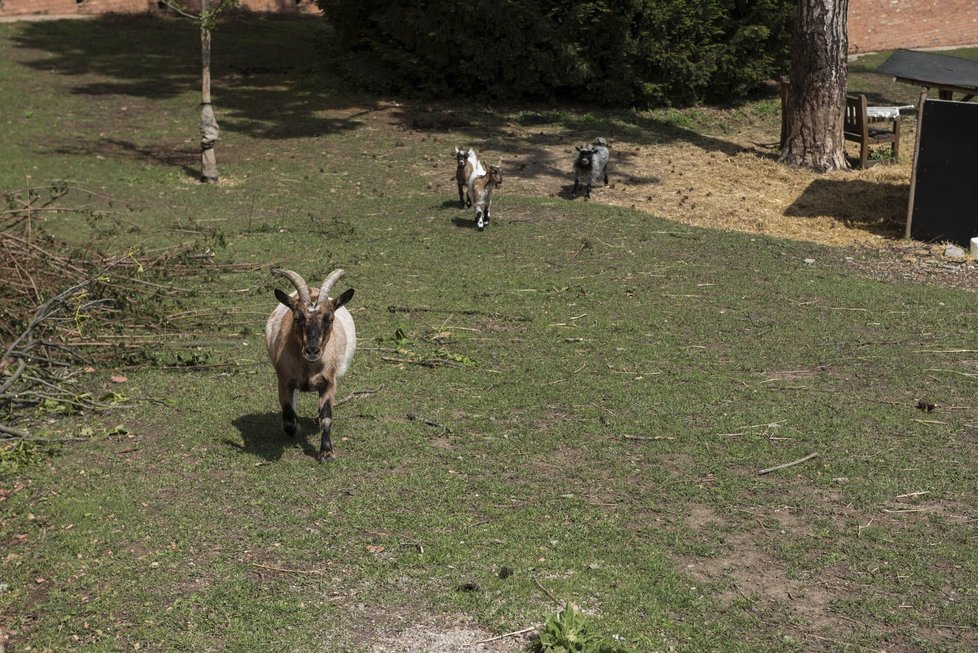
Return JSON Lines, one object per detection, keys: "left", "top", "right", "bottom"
{"left": 532, "top": 575, "right": 562, "bottom": 606}
{"left": 251, "top": 563, "right": 327, "bottom": 576}
{"left": 382, "top": 356, "right": 464, "bottom": 368}
{"left": 622, "top": 434, "right": 674, "bottom": 441}
{"left": 387, "top": 305, "right": 531, "bottom": 322}
{"left": 406, "top": 413, "right": 452, "bottom": 435}
{"left": 0, "top": 424, "right": 33, "bottom": 439}
{"left": 925, "top": 368, "right": 978, "bottom": 378}
{"left": 895, "top": 491, "right": 928, "bottom": 499}
{"left": 466, "top": 625, "right": 539, "bottom": 646}
{"left": 335, "top": 385, "right": 384, "bottom": 407}
{"left": 398, "top": 540, "right": 424, "bottom": 554}
{"left": 757, "top": 452, "right": 818, "bottom": 475}
{"left": 1, "top": 183, "right": 270, "bottom": 442}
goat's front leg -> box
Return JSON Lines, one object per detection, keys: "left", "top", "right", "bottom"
{"left": 279, "top": 379, "right": 298, "bottom": 436}
{"left": 317, "top": 390, "right": 336, "bottom": 462}
{"left": 573, "top": 178, "right": 579, "bottom": 196}
{"left": 584, "top": 183, "right": 592, "bottom": 201}
{"left": 458, "top": 184, "right": 466, "bottom": 208}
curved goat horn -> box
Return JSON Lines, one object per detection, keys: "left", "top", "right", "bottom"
{"left": 272, "top": 269, "right": 312, "bottom": 306}
{"left": 316, "top": 269, "right": 346, "bottom": 306}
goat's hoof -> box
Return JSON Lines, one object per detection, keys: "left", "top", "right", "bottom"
{"left": 284, "top": 424, "right": 298, "bottom": 437}
{"left": 317, "top": 451, "right": 335, "bottom": 463}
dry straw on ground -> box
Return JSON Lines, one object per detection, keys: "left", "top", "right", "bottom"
{"left": 508, "top": 129, "right": 915, "bottom": 248}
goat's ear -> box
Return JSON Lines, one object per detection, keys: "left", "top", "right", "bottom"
{"left": 575, "top": 146, "right": 581, "bottom": 151}
{"left": 334, "top": 288, "right": 354, "bottom": 310}
{"left": 274, "top": 288, "right": 296, "bottom": 310}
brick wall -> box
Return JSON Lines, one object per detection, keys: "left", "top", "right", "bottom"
{"left": 849, "top": 0, "right": 978, "bottom": 53}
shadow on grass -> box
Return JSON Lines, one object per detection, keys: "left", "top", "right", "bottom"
{"left": 450, "top": 216, "right": 477, "bottom": 229}
{"left": 11, "top": 14, "right": 378, "bottom": 143}
{"left": 53, "top": 137, "right": 200, "bottom": 179}
{"left": 404, "top": 104, "right": 763, "bottom": 190}
{"left": 9, "top": 14, "right": 760, "bottom": 177}
{"left": 785, "top": 177, "right": 909, "bottom": 238}
{"left": 556, "top": 183, "right": 585, "bottom": 201}
{"left": 229, "top": 411, "right": 319, "bottom": 461}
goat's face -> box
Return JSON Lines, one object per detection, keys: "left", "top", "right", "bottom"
{"left": 455, "top": 148, "right": 469, "bottom": 168}
{"left": 575, "top": 146, "right": 594, "bottom": 169}
{"left": 488, "top": 165, "right": 503, "bottom": 186}
{"left": 275, "top": 288, "right": 355, "bottom": 363}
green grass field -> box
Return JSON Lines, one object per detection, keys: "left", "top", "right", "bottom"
{"left": 1, "top": 15, "right": 976, "bottom": 653}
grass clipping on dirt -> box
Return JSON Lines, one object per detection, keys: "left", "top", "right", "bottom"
{"left": 423, "top": 102, "right": 918, "bottom": 249}
{"left": 606, "top": 141, "right": 912, "bottom": 246}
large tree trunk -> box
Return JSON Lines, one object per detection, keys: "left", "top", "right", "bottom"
{"left": 200, "top": 0, "right": 220, "bottom": 184}
{"left": 780, "top": 0, "right": 849, "bottom": 172}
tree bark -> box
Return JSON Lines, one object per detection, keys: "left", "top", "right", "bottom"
{"left": 780, "top": 0, "right": 849, "bottom": 173}
{"left": 200, "top": 0, "right": 220, "bottom": 183}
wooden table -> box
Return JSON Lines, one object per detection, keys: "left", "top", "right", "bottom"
{"left": 876, "top": 49, "right": 978, "bottom": 101}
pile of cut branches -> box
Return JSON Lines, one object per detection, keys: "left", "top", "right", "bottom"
{"left": 1, "top": 179, "right": 268, "bottom": 444}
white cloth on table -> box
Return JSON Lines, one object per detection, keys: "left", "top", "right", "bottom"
{"left": 866, "top": 105, "right": 914, "bottom": 120}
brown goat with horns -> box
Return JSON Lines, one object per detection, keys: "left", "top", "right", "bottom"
{"left": 265, "top": 268, "right": 356, "bottom": 462}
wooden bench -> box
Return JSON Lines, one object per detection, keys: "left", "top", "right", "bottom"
{"left": 780, "top": 83, "right": 904, "bottom": 169}
{"left": 843, "top": 94, "right": 901, "bottom": 169}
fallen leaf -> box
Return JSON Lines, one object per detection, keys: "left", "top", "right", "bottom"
{"left": 111, "top": 375, "right": 128, "bottom": 383}
{"left": 366, "top": 545, "right": 385, "bottom": 554}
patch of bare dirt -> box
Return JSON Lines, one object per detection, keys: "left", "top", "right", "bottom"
{"left": 368, "top": 614, "right": 528, "bottom": 653}
{"left": 842, "top": 242, "right": 978, "bottom": 292}
{"left": 673, "top": 496, "right": 978, "bottom": 652}
{"left": 677, "top": 505, "right": 854, "bottom": 646}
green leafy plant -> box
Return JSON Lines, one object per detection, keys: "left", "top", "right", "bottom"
{"left": 392, "top": 327, "right": 411, "bottom": 347}
{"left": 0, "top": 439, "right": 51, "bottom": 474}
{"left": 380, "top": 328, "right": 478, "bottom": 367}
{"left": 531, "top": 603, "right": 635, "bottom": 653}
{"left": 868, "top": 146, "right": 894, "bottom": 161}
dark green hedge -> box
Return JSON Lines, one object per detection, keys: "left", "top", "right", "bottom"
{"left": 317, "top": 0, "right": 794, "bottom": 107}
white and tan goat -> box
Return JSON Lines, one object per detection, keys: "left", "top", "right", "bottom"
{"left": 265, "top": 268, "right": 356, "bottom": 462}
{"left": 468, "top": 161, "right": 502, "bottom": 231}
{"left": 453, "top": 146, "right": 482, "bottom": 208}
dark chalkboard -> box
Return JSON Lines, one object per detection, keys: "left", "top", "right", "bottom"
{"left": 908, "top": 99, "right": 978, "bottom": 245}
